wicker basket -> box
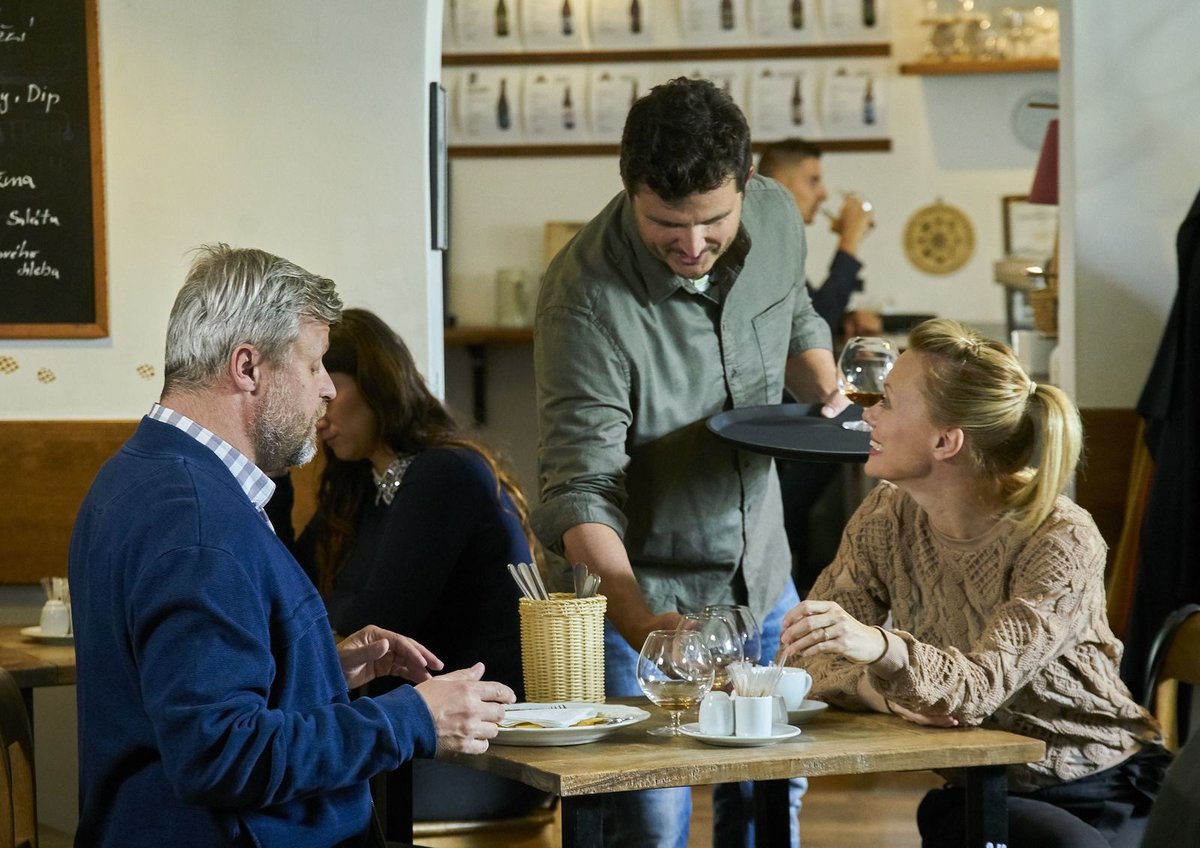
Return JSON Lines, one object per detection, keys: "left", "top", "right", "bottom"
{"left": 519, "top": 593, "right": 606, "bottom": 703}
{"left": 1029, "top": 286, "right": 1058, "bottom": 338}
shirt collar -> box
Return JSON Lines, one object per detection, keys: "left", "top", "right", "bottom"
{"left": 147, "top": 403, "right": 276, "bottom": 513}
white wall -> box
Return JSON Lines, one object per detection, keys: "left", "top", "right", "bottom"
{"left": 0, "top": 0, "right": 441, "bottom": 418}
{"left": 445, "top": 3, "right": 1053, "bottom": 492}
{"left": 0, "top": 0, "right": 443, "bottom": 833}
{"left": 1061, "top": 0, "right": 1200, "bottom": 407}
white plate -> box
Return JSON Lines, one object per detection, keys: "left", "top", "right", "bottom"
{"left": 787, "top": 700, "right": 829, "bottom": 725}
{"left": 493, "top": 703, "right": 650, "bottom": 747}
{"left": 20, "top": 626, "right": 73, "bottom": 646}
{"left": 679, "top": 722, "right": 801, "bottom": 747}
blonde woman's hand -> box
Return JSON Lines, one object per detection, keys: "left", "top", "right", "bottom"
{"left": 887, "top": 700, "right": 959, "bottom": 728}
{"left": 779, "top": 600, "right": 886, "bottom": 664}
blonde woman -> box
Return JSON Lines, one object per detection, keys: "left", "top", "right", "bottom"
{"left": 780, "top": 319, "right": 1169, "bottom": 847}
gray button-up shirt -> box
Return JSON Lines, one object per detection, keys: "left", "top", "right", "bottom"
{"left": 532, "top": 175, "right": 831, "bottom": 623}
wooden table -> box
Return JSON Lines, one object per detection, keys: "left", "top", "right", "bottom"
{"left": 440, "top": 700, "right": 1045, "bottom": 848}
{"left": 0, "top": 624, "right": 76, "bottom": 725}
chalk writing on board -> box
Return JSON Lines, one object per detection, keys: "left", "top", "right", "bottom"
{"left": 0, "top": 0, "right": 107, "bottom": 336}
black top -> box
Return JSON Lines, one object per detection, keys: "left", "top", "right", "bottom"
{"left": 269, "top": 447, "right": 528, "bottom": 697}
{"left": 1122, "top": 184, "right": 1200, "bottom": 700}
{"left": 806, "top": 249, "right": 864, "bottom": 332}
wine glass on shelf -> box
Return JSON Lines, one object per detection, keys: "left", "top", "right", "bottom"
{"left": 704, "top": 604, "right": 763, "bottom": 666}
{"left": 838, "top": 336, "right": 896, "bottom": 432}
{"left": 636, "top": 630, "right": 714, "bottom": 736}
{"left": 678, "top": 613, "right": 743, "bottom": 692}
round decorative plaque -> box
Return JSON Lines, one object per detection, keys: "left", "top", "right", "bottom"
{"left": 903, "top": 201, "right": 975, "bottom": 275}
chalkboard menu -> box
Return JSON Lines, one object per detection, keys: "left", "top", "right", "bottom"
{"left": 0, "top": 0, "right": 106, "bottom": 337}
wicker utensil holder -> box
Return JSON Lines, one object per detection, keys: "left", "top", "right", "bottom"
{"left": 519, "top": 593, "right": 606, "bottom": 703}
{"left": 1029, "top": 284, "right": 1058, "bottom": 338}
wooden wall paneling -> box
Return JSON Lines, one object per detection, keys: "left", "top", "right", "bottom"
{"left": 0, "top": 421, "right": 136, "bottom": 583}
{"left": 0, "top": 421, "right": 325, "bottom": 584}
{"left": 1076, "top": 408, "right": 1141, "bottom": 576}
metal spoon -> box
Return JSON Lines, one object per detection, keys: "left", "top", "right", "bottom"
{"left": 572, "top": 562, "right": 588, "bottom": 597}
{"left": 507, "top": 563, "right": 534, "bottom": 599}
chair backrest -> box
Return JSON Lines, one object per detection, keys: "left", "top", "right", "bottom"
{"left": 0, "top": 668, "right": 37, "bottom": 848}
{"left": 1143, "top": 603, "right": 1200, "bottom": 752}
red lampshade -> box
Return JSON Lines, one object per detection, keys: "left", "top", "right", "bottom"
{"left": 1028, "top": 118, "right": 1059, "bottom": 205}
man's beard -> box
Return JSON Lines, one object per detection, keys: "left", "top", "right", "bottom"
{"left": 252, "top": 373, "right": 324, "bottom": 472}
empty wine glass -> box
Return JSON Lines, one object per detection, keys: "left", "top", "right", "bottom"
{"left": 704, "top": 604, "right": 763, "bottom": 665}
{"left": 838, "top": 336, "right": 895, "bottom": 432}
{"left": 636, "top": 630, "right": 714, "bottom": 736}
{"left": 678, "top": 613, "right": 743, "bottom": 692}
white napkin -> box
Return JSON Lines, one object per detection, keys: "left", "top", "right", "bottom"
{"left": 500, "top": 705, "right": 599, "bottom": 728}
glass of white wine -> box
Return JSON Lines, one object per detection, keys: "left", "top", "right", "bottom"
{"left": 838, "top": 336, "right": 895, "bottom": 432}
{"left": 678, "top": 613, "right": 743, "bottom": 692}
{"left": 636, "top": 630, "right": 714, "bottom": 736}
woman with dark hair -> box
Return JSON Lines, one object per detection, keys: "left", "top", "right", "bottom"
{"left": 269, "top": 307, "right": 543, "bottom": 824}
{"left": 779, "top": 319, "right": 1170, "bottom": 847}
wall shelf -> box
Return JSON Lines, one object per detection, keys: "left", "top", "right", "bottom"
{"left": 899, "top": 57, "right": 1058, "bottom": 75}
{"left": 444, "top": 326, "right": 533, "bottom": 424}
{"left": 444, "top": 326, "right": 532, "bottom": 345}
{"left": 445, "top": 43, "right": 890, "bottom": 66}
{"left": 450, "top": 138, "right": 891, "bottom": 158}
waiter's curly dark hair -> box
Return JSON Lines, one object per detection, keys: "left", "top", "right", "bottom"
{"left": 619, "top": 77, "right": 752, "bottom": 201}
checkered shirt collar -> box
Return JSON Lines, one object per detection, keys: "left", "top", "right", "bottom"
{"left": 147, "top": 403, "right": 276, "bottom": 514}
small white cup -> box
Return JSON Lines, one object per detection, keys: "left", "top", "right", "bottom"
{"left": 39, "top": 600, "right": 70, "bottom": 637}
{"left": 771, "top": 694, "right": 788, "bottom": 725}
{"left": 698, "top": 691, "right": 734, "bottom": 736}
{"left": 733, "top": 695, "right": 774, "bottom": 737}
{"left": 775, "top": 667, "right": 813, "bottom": 711}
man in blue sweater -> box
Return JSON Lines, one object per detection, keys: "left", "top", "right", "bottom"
{"left": 69, "top": 244, "right": 515, "bottom": 847}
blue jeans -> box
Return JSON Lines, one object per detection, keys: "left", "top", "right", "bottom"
{"left": 602, "top": 582, "right": 805, "bottom": 848}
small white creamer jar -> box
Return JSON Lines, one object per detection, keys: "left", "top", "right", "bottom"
{"left": 39, "top": 599, "right": 71, "bottom": 637}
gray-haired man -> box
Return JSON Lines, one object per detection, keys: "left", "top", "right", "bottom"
{"left": 70, "top": 244, "right": 514, "bottom": 847}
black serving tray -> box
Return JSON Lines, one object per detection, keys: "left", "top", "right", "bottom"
{"left": 707, "top": 403, "right": 870, "bottom": 463}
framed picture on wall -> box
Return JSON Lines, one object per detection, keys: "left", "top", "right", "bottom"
{"left": 1002, "top": 195, "right": 1057, "bottom": 259}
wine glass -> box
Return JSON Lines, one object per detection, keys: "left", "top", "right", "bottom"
{"left": 678, "top": 613, "right": 743, "bottom": 692}
{"left": 636, "top": 630, "right": 714, "bottom": 736}
{"left": 821, "top": 191, "right": 874, "bottom": 228}
{"left": 704, "top": 604, "right": 763, "bottom": 665}
{"left": 838, "top": 336, "right": 895, "bottom": 432}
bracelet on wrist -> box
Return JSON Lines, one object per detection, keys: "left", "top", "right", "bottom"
{"left": 853, "top": 625, "right": 889, "bottom": 665}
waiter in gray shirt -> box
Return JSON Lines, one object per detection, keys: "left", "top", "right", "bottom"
{"left": 532, "top": 78, "right": 845, "bottom": 848}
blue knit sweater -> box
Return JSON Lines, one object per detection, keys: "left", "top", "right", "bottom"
{"left": 68, "top": 418, "right": 436, "bottom": 847}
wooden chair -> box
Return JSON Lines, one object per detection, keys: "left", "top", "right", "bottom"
{"left": 0, "top": 669, "right": 37, "bottom": 848}
{"left": 1143, "top": 603, "right": 1200, "bottom": 751}
{"left": 373, "top": 762, "right": 557, "bottom": 848}
{"left": 412, "top": 802, "right": 557, "bottom": 847}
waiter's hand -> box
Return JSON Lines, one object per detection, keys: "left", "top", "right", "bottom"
{"left": 819, "top": 388, "right": 851, "bottom": 419}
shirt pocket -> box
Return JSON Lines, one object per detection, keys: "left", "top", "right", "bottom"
{"left": 751, "top": 293, "right": 795, "bottom": 404}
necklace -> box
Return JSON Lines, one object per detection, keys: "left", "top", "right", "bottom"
{"left": 372, "top": 455, "right": 415, "bottom": 505}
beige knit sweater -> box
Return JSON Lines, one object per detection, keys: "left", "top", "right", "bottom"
{"left": 802, "top": 482, "right": 1160, "bottom": 791}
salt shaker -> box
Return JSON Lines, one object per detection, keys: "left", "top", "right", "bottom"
{"left": 698, "top": 691, "right": 733, "bottom": 736}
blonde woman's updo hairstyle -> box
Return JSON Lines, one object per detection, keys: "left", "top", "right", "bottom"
{"left": 907, "top": 318, "right": 1081, "bottom": 532}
